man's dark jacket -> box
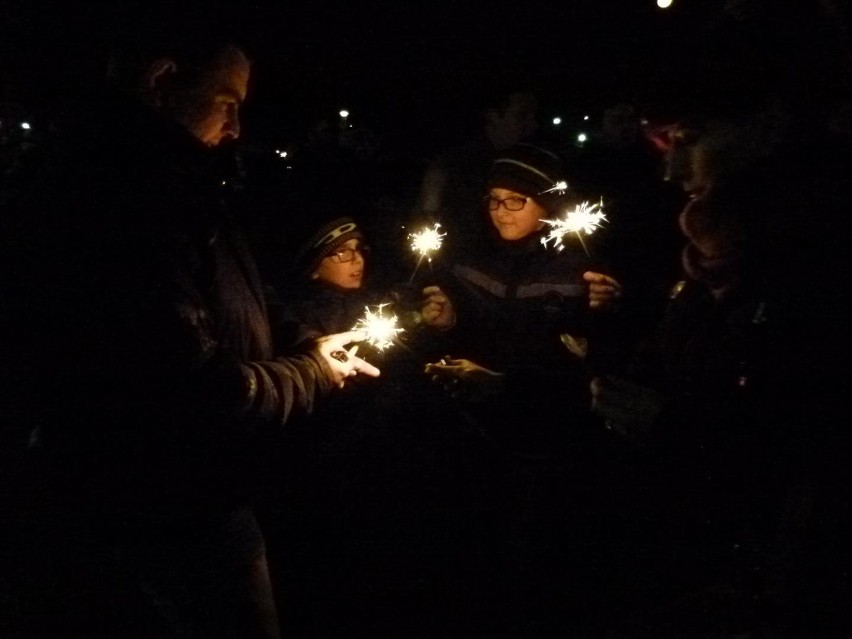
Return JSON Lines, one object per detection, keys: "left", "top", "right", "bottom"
{"left": 1, "top": 89, "right": 333, "bottom": 525}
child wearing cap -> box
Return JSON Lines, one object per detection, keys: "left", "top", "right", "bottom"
{"left": 418, "top": 142, "right": 622, "bottom": 632}
{"left": 267, "top": 216, "right": 375, "bottom": 348}
{"left": 422, "top": 141, "right": 620, "bottom": 447}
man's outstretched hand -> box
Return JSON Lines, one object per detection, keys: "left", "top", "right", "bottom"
{"left": 314, "top": 331, "right": 380, "bottom": 388}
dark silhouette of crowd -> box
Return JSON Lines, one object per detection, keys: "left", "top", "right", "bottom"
{"left": 2, "top": 1, "right": 852, "bottom": 638}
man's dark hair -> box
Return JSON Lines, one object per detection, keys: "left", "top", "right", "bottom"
{"left": 105, "top": 15, "right": 249, "bottom": 90}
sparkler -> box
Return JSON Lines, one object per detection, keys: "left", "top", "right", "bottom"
{"left": 407, "top": 223, "right": 446, "bottom": 281}
{"left": 541, "top": 180, "right": 569, "bottom": 195}
{"left": 351, "top": 304, "right": 404, "bottom": 351}
{"left": 540, "top": 200, "right": 607, "bottom": 256}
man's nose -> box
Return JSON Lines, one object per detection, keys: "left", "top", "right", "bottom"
{"left": 224, "top": 109, "right": 241, "bottom": 141}
{"left": 664, "top": 144, "right": 690, "bottom": 185}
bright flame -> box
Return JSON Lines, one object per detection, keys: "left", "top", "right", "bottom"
{"left": 408, "top": 223, "right": 446, "bottom": 259}
{"left": 352, "top": 305, "right": 404, "bottom": 350}
{"left": 657, "top": 0, "right": 673, "bottom": 7}
{"left": 541, "top": 201, "right": 607, "bottom": 252}
{"left": 339, "top": 110, "right": 350, "bottom": 118}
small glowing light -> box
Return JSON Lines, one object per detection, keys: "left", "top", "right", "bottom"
{"left": 221, "top": 180, "right": 227, "bottom": 185}
{"left": 577, "top": 133, "right": 588, "bottom": 143}
{"left": 583, "top": 115, "right": 590, "bottom": 121}
{"left": 276, "top": 150, "right": 288, "bottom": 158}
{"left": 552, "top": 117, "right": 562, "bottom": 125}
{"left": 20, "top": 121, "right": 31, "bottom": 130}
{"left": 541, "top": 180, "right": 569, "bottom": 195}
{"left": 339, "top": 110, "right": 349, "bottom": 118}
{"left": 657, "top": 0, "right": 673, "bottom": 8}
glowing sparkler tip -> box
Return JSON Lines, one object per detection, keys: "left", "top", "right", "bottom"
{"left": 351, "top": 304, "right": 404, "bottom": 351}
{"left": 542, "top": 180, "right": 569, "bottom": 195}
{"left": 540, "top": 200, "right": 607, "bottom": 252}
{"left": 408, "top": 223, "right": 447, "bottom": 258}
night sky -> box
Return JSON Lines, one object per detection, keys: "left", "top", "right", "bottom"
{"left": 0, "top": 1, "right": 719, "bottom": 145}
{"left": 2, "top": 0, "right": 850, "bottom": 154}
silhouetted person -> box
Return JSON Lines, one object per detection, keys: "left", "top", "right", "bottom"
{"left": 590, "top": 2, "right": 852, "bottom": 635}
{"left": 0, "top": 24, "right": 377, "bottom": 639}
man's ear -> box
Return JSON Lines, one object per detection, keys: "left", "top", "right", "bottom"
{"left": 141, "top": 58, "right": 177, "bottom": 106}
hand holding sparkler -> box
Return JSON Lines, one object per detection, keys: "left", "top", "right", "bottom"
{"left": 583, "top": 271, "right": 622, "bottom": 310}
{"left": 314, "top": 330, "right": 381, "bottom": 388}
{"left": 420, "top": 285, "right": 455, "bottom": 331}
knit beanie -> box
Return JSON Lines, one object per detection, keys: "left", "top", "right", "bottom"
{"left": 488, "top": 143, "right": 568, "bottom": 212}
{"left": 295, "top": 216, "right": 365, "bottom": 277}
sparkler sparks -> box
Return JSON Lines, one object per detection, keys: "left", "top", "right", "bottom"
{"left": 408, "top": 223, "right": 446, "bottom": 259}
{"left": 351, "top": 305, "right": 404, "bottom": 351}
{"left": 407, "top": 223, "right": 446, "bottom": 281}
{"left": 540, "top": 200, "right": 607, "bottom": 254}
{"left": 541, "top": 180, "right": 569, "bottom": 195}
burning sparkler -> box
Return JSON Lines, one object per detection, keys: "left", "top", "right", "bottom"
{"left": 409, "top": 223, "right": 446, "bottom": 260}
{"left": 351, "top": 304, "right": 404, "bottom": 351}
{"left": 407, "top": 223, "right": 446, "bottom": 280}
{"left": 540, "top": 200, "right": 607, "bottom": 255}
{"left": 541, "top": 180, "right": 569, "bottom": 195}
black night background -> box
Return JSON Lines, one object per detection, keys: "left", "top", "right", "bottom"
{"left": 3, "top": 1, "right": 852, "bottom": 638}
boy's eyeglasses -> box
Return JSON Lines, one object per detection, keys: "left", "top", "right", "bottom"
{"left": 328, "top": 244, "right": 370, "bottom": 263}
{"left": 486, "top": 195, "right": 529, "bottom": 211}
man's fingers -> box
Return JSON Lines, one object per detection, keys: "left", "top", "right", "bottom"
{"left": 584, "top": 271, "right": 622, "bottom": 288}
{"left": 327, "top": 330, "right": 367, "bottom": 346}
{"left": 583, "top": 271, "right": 609, "bottom": 284}
{"left": 351, "top": 357, "right": 380, "bottom": 378}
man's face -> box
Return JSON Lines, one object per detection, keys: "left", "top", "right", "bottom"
{"left": 665, "top": 125, "right": 711, "bottom": 199}
{"left": 665, "top": 113, "right": 780, "bottom": 199}
{"left": 166, "top": 46, "right": 250, "bottom": 147}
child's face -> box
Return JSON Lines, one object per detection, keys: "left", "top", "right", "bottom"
{"left": 487, "top": 187, "right": 547, "bottom": 241}
{"left": 314, "top": 239, "right": 366, "bottom": 289}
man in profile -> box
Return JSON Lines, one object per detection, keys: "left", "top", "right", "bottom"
{"left": 1, "top": 23, "right": 377, "bottom": 639}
